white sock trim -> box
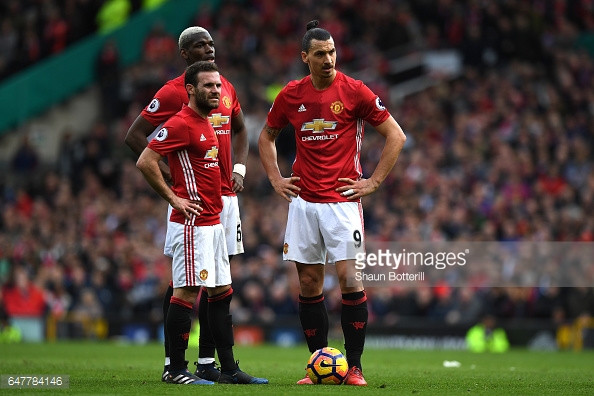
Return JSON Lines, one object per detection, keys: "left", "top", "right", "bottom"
{"left": 197, "top": 357, "right": 215, "bottom": 365}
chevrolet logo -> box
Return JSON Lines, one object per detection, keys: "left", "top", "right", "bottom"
{"left": 204, "top": 146, "right": 219, "bottom": 160}
{"left": 208, "top": 113, "right": 230, "bottom": 128}
{"left": 301, "top": 119, "right": 337, "bottom": 133}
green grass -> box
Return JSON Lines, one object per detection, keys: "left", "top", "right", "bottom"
{"left": 0, "top": 342, "right": 593, "bottom": 395}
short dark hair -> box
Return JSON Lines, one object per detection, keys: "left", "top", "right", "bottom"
{"left": 184, "top": 61, "right": 219, "bottom": 87}
{"left": 302, "top": 20, "right": 332, "bottom": 52}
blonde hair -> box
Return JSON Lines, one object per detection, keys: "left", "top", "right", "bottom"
{"left": 178, "top": 26, "right": 209, "bottom": 49}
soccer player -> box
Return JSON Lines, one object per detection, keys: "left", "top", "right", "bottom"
{"left": 258, "top": 20, "right": 406, "bottom": 386}
{"left": 137, "top": 61, "right": 267, "bottom": 385}
{"left": 125, "top": 26, "right": 248, "bottom": 382}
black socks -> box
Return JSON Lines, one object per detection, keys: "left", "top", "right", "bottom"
{"left": 167, "top": 296, "right": 192, "bottom": 370}
{"left": 299, "top": 293, "right": 329, "bottom": 353}
{"left": 341, "top": 291, "right": 368, "bottom": 370}
{"left": 207, "top": 288, "right": 237, "bottom": 372}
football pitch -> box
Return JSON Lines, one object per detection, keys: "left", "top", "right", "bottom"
{"left": 1, "top": 342, "right": 593, "bottom": 395}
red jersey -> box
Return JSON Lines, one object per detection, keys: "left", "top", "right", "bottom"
{"left": 141, "top": 73, "right": 241, "bottom": 196}
{"left": 266, "top": 71, "right": 390, "bottom": 203}
{"left": 2, "top": 284, "right": 46, "bottom": 317}
{"left": 148, "top": 106, "right": 222, "bottom": 226}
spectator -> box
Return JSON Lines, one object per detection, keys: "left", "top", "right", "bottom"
{"left": 142, "top": 23, "right": 177, "bottom": 67}
{"left": 11, "top": 134, "right": 39, "bottom": 175}
{"left": 96, "top": 0, "right": 132, "bottom": 34}
{"left": 43, "top": 6, "right": 69, "bottom": 55}
{"left": 96, "top": 40, "right": 122, "bottom": 123}
{"left": 2, "top": 266, "right": 46, "bottom": 318}
{"left": 466, "top": 314, "right": 510, "bottom": 353}
{"left": 71, "top": 287, "right": 104, "bottom": 322}
{"left": 0, "top": 18, "right": 18, "bottom": 78}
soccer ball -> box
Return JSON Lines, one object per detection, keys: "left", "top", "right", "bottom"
{"left": 306, "top": 347, "right": 349, "bottom": 385}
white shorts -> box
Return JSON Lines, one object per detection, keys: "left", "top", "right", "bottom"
{"left": 221, "top": 195, "right": 244, "bottom": 256}
{"left": 283, "top": 196, "right": 365, "bottom": 264}
{"left": 169, "top": 222, "right": 230, "bottom": 288}
{"left": 164, "top": 205, "right": 174, "bottom": 257}
{"left": 164, "top": 196, "right": 244, "bottom": 257}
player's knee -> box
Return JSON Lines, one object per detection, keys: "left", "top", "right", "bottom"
{"left": 298, "top": 273, "right": 324, "bottom": 295}
{"left": 338, "top": 274, "right": 363, "bottom": 294}
{"left": 172, "top": 286, "right": 200, "bottom": 304}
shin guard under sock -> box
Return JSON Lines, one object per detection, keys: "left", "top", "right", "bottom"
{"left": 167, "top": 296, "right": 193, "bottom": 370}
{"left": 207, "top": 288, "right": 237, "bottom": 372}
{"left": 298, "top": 294, "right": 328, "bottom": 353}
{"left": 163, "top": 281, "right": 174, "bottom": 361}
{"left": 341, "top": 291, "right": 368, "bottom": 370}
{"left": 197, "top": 287, "right": 216, "bottom": 361}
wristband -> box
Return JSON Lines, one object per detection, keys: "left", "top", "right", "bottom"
{"left": 233, "top": 163, "right": 246, "bottom": 178}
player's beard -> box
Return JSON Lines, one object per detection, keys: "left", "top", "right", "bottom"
{"left": 194, "top": 90, "right": 219, "bottom": 112}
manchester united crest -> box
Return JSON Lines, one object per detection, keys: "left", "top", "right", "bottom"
{"left": 222, "top": 96, "right": 232, "bottom": 109}
{"left": 283, "top": 243, "right": 289, "bottom": 254}
{"left": 199, "top": 269, "right": 208, "bottom": 281}
{"left": 330, "top": 100, "right": 344, "bottom": 115}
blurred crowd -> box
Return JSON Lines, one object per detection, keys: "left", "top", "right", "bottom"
{"left": 0, "top": 0, "right": 167, "bottom": 80}
{"left": 2, "top": 0, "right": 594, "bottom": 341}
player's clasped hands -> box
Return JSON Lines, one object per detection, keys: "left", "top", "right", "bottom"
{"left": 336, "top": 177, "right": 379, "bottom": 200}
{"left": 272, "top": 176, "right": 301, "bottom": 202}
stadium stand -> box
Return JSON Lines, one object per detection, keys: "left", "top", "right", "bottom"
{"left": 1, "top": 0, "right": 593, "bottom": 349}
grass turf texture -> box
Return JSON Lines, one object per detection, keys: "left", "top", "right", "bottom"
{"left": 1, "top": 342, "right": 593, "bottom": 395}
